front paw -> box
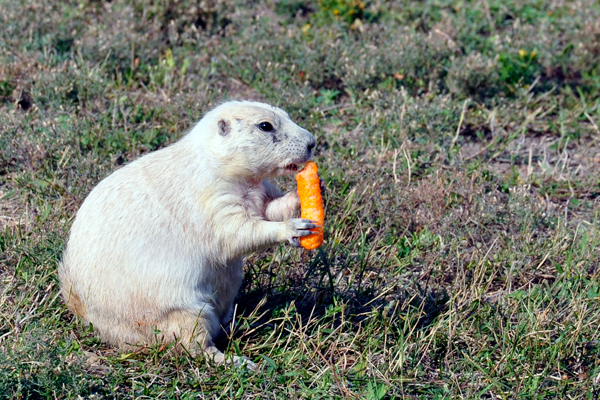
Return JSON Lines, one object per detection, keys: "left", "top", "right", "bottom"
{"left": 233, "top": 355, "right": 257, "bottom": 371}
{"left": 286, "top": 191, "right": 301, "bottom": 213}
{"left": 286, "top": 218, "right": 320, "bottom": 246}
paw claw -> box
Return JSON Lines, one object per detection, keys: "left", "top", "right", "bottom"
{"left": 286, "top": 218, "right": 318, "bottom": 242}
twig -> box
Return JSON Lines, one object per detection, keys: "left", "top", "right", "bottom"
{"left": 320, "top": 103, "right": 352, "bottom": 112}
{"left": 527, "top": 145, "right": 533, "bottom": 179}
{"left": 392, "top": 149, "right": 399, "bottom": 183}
{"left": 584, "top": 111, "right": 599, "bottom": 134}
{"left": 403, "top": 148, "right": 411, "bottom": 186}
{"left": 450, "top": 99, "right": 470, "bottom": 151}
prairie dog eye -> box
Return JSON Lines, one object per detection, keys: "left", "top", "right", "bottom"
{"left": 258, "top": 122, "right": 274, "bottom": 132}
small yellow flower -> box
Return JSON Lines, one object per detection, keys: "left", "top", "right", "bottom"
{"left": 530, "top": 49, "right": 537, "bottom": 58}
{"left": 519, "top": 49, "right": 527, "bottom": 58}
{"left": 333, "top": 9, "right": 339, "bottom": 15}
{"left": 301, "top": 23, "right": 311, "bottom": 34}
{"left": 359, "top": 1, "right": 365, "bottom": 9}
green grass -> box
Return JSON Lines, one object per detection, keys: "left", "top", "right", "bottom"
{"left": 1, "top": 0, "right": 600, "bottom": 398}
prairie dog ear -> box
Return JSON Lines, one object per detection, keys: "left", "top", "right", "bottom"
{"left": 218, "top": 119, "right": 230, "bottom": 136}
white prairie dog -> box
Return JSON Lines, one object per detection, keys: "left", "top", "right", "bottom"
{"left": 59, "top": 101, "right": 318, "bottom": 368}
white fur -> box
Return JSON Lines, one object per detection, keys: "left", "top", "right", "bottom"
{"left": 59, "top": 101, "right": 316, "bottom": 367}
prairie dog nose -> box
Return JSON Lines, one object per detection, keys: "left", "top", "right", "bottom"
{"left": 307, "top": 137, "right": 316, "bottom": 151}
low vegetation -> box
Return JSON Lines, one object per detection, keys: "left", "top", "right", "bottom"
{"left": 1, "top": 0, "right": 599, "bottom": 398}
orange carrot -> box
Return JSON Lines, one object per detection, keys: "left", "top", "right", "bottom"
{"left": 296, "top": 161, "right": 324, "bottom": 250}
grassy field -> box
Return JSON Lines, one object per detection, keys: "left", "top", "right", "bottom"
{"left": 1, "top": 0, "right": 600, "bottom": 398}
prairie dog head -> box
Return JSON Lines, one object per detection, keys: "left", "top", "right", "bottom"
{"left": 196, "top": 101, "right": 316, "bottom": 181}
